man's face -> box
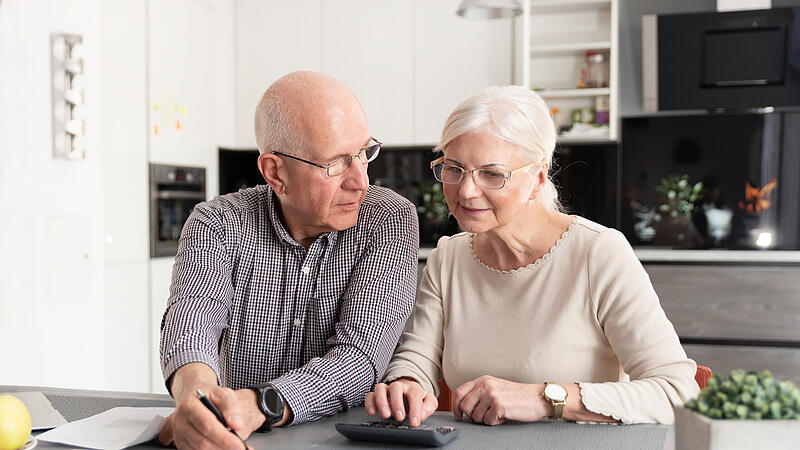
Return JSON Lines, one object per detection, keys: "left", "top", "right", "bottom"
{"left": 278, "top": 116, "right": 371, "bottom": 240}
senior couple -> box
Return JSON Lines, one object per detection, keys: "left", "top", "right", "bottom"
{"left": 157, "top": 71, "right": 699, "bottom": 449}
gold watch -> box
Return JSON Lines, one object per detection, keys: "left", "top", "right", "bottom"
{"left": 543, "top": 382, "right": 568, "bottom": 419}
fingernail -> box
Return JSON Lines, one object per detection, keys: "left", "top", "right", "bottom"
{"left": 411, "top": 416, "right": 418, "bottom": 425}
{"left": 395, "top": 409, "right": 404, "bottom": 419}
{"left": 381, "top": 407, "right": 390, "bottom": 417}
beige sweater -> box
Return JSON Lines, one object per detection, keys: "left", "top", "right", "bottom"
{"left": 383, "top": 217, "right": 699, "bottom": 424}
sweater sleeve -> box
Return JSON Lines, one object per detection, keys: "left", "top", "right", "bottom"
{"left": 380, "top": 242, "right": 446, "bottom": 396}
{"left": 578, "top": 229, "right": 700, "bottom": 424}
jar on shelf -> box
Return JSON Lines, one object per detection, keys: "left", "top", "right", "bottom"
{"left": 583, "top": 52, "right": 608, "bottom": 88}
{"left": 595, "top": 95, "right": 609, "bottom": 124}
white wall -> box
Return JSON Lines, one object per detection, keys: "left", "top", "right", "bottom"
{"left": 0, "top": 0, "right": 106, "bottom": 389}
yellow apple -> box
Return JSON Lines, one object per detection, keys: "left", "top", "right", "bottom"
{"left": 0, "top": 395, "right": 31, "bottom": 450}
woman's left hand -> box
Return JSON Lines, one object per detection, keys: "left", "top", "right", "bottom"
{"left": 452, "top": 375, "right": 550, "bottom": 425}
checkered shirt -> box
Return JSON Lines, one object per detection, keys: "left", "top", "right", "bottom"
{"left": 160, "top": 184, "right": 419, "bottom": 424}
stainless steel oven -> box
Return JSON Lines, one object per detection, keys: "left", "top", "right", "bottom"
{"left": 149, "top": 163, "right": 206, "bottom": 257}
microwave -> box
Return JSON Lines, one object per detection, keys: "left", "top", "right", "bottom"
{"left": 642, "top": 8, "right": 800, "bottom": 112}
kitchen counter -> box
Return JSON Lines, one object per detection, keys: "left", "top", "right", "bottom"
{"left": 418, "top": 247, "right": 800, "bottom": 264}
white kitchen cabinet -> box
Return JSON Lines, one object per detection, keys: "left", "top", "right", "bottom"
{"left": 235, "top": 0, "right": 322, "bottom": 149}
{"left": 321, "top": 0, "right": 414, "bottom": 145}
{"left": 414, "top": 0, "right": 513, "bottom": 144}
{"left": 149, "top": 257, "right": 174, "bottom": 394}
{"left": 234, "top": 1, "right": 513, "bottom": 147}
{"left": 147, "top": 0, "right": 216, "bottom": 167}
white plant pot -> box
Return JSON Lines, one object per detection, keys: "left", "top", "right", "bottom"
{"left": 674, "top": 405, "right": 800, "bottom": 450}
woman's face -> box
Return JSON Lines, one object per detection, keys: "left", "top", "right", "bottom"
{"left": 441, "top": 132, "right": 542, "bottom": 234}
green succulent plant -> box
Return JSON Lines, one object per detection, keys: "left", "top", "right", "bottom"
{"left": 685, "top": 370, "right": 800, "bottom": 420}
{"left": 655, "top": 174, "right": 704, "bottom": 219}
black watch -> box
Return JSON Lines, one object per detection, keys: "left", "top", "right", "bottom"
{"left": 251, "top": 383, "right": 285, "bottom": 431}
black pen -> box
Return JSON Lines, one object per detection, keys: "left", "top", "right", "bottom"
{"left": 196, "top": 389, "right": 248, "bottom": 447}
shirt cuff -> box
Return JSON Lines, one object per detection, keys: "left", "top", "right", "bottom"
{"left": 161, "top": 351, "right": 221, "bottom": 394}
{"left": 270, "top": 376, "right": 310, "bottom": 426}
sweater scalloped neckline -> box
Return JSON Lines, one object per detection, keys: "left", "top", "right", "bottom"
{"left": 468, "top": 217, "right": 579, "bottom": 274}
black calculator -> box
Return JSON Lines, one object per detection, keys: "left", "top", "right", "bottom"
{"left": 335, "top": 419, "right": 459, "bottom": 447}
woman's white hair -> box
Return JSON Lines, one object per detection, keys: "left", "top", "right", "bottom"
{"left": 435, "top": 85, "right": 562, "bottom": 212}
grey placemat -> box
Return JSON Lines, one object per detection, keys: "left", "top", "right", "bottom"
{"left": 319, "top": 414, "right": 669, "bottom": 450}
{"left": 45, "top": 394, "right": 175, "bottom": 422}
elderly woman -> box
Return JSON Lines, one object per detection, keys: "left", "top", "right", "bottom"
{"left": 365, "top": 85, "right": 699, "bottom": 427}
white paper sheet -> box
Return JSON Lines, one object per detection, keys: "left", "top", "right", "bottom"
{"left": 36, "top": 406, "right": 175, "bottom": 450}
{"left": 0, "top": 391, "right": 67, "bottom": 430}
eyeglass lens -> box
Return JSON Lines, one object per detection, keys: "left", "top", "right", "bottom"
{"left": 433, "top": 163, "right": 507, "bottom": 189}
{"left": 327, "top": 142, "right": 381, "bottom": 176}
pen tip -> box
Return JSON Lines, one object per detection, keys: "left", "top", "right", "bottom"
{"left": 196, "top": 389, "right": 204, "bottom": 396}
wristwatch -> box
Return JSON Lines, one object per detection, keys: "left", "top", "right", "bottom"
{"left": 543, "top": 382, "right": 568, "bottom": 420}
{"left": 251, "top": 383, "right": 285, "bottom": 431}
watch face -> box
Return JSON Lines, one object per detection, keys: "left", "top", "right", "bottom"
{"left": 544, "top": 383, "right": 568, "bottom": 402}
{"left": 264, "top": 388, "right": 282, "bottom": 416}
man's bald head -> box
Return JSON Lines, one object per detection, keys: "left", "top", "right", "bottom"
{"left": 254, "top": 71, "right": 367, "bottom": 158}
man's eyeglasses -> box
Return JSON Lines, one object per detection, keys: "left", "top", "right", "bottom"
{"left": 272, "top": 137, "right": 382, "bottom": 177}
{"left": 430, "top": 156, "right": 537, "bottom": 190}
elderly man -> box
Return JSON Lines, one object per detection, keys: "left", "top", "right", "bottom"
{"left": 158, "top": 71, "right": 419, "bottom": 449}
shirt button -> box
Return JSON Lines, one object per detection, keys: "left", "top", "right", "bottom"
{"left": 301, "top": 266, "right": 310, "bottom": 275}
{"left": 293, "top": 318, "right": 301, "bottom": 326}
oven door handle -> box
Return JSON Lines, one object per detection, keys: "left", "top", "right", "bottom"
{"left": 156, "top": 190, "right": 206, "bottom": 200}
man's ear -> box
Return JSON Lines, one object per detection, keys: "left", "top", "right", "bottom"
{"left": 258, "top": 153, "right": 287, "bottom": 195}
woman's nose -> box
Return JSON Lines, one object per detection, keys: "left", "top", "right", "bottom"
{"left": 458, "top": 171, "right": 481, "bottom": 198}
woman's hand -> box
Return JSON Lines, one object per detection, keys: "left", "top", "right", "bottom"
{"left": 452, "top": 375, "right": 550, "bottom": 425}
{"left": 365, "top": 378, "right": 439, "bottom": 427}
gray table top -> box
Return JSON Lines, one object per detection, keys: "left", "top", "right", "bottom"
{"left": 2, "top": 385, "right": 673, "bottom": 449}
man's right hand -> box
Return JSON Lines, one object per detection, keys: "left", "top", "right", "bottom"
{"left": 158, "top": 363, "right": 260, "bottom": 449}
{"left": 364, "top": 378, "right": 438, "bottom": 427}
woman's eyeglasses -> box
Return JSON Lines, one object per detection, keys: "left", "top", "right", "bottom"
{"left": 430, "top": 156, "right": 537, "bottom": 190}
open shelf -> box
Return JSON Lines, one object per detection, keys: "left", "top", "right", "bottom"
{"left": 529, "top": 0, "right": 611, "bottom": 14}
{"left": 537, "top": 87, "right": 610, "bottom": 98}
{"left": 530, "top": 40, "right": 610, "bottom": 55}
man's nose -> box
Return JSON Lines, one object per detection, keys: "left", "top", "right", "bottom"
{"left": 343, "top": 158, "right": 369, "bottom": 190}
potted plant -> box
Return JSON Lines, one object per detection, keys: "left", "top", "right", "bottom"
{"left": 652, "top": 173, "right": 704, "bottom": 247}
{"left": 675, "top": 370, "right": 800, "bottom": 450}
{"left": 416, "top": 180, "right": 459, "bottom": 245}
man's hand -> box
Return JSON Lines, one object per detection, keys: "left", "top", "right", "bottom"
{"left": 158, "top": 363, "right": 264, "bottom": 449}
{"left": 158, "top": 386, "right": 264, "bottom": 449}
{"left": 365, "top": 378, "right": 438, "bottom": 427}
{"left": 452, "top": 375, "right": 550, "bottom": 426}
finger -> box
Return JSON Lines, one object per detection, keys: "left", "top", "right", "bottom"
{"left": 364, "top": 392, "right": 377, "bottom": 416}
{"left": 372, "top": 383, "right": 392, "bottom": 418}
{"left": 484, "top": 404, "right": 505, "bottom": 426}
{"left": 158, "top": 414, "right": 174, "bottom": 446}
{"left": 420, "top": 393, "right": 439, "bottom": 422}
{"left": 186, "top": 399, "right": 245, "bottom": 450}
{"left": 388, "top": 382, "right": 407, "bottom": 422}
{"left": 209, "top": 388, "right": 245, "bottom": 431}
{"left": 471, "top": 397, "right": 492, "bottom": 424}
{"left": 452, "top": 379, "right": 476, "bottom": 421}
{"left": 456, "top": 387, "right": 481, "bottom": 423}
{"left": 405, "top": 387, "right": 425, "bottom": 427}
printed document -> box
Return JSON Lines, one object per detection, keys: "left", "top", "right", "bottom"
{"left": 36, "top": 406, "right": 174, "bottom": 450}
